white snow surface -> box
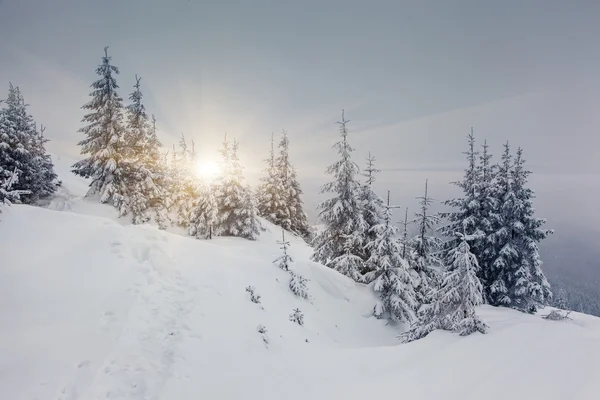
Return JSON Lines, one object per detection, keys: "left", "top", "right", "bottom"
{"left": 1, "top": 155, "right": 599, "bottom": 400}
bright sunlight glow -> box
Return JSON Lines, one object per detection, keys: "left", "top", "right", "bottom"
{"left": 194, "top": 160, "right": 221, "bottom": 181}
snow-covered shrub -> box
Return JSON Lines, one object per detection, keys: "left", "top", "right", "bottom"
{"left": 289, "top": 271, "right": 309, "bottom": 300}
{"left": 289, "top": 308, "right": 304, "bottom": 326}
{"left": 542, "top": 310, "right": 571, "bottom": 321}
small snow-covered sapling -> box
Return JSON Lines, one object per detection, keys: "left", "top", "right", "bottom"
{"left": 289, "top": 308, "right": 304, "bottom": 326}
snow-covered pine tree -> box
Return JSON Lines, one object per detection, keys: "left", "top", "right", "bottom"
{"left": 402, "top": 231, "right": 488, "bottom": 342}
{"left": 72, "top": 47, "right": 127, "bottom": 204}
{"left": 486, "top": 142, "right": 514, "bottom": 307}
{"left": 275, "top": 130, "right": 311, "bottom": 239}
{"left": 365, "top": 191, "right": 417, "bottom": 323}
{"left": 360, "top": 152, "right": 385, "bottom": 272}
{"left": 311, "top": 111, "right": 367, "bottom": 280}
{"left": 473, "top": 139, "right": 500, "bottom": 301}
{"left": 147, "top": 115, "right": 168, "bottom": 229}
{"left": 409, "top": 180, "right": 443, "bottom": 303}
{"left": 29, "top": 125, "right": 58, "bottom": 198}
{"left": 489, "top": 145, "right": 552, "bottom": 312}
{"left": 214, "top": 137, "right": 260, "bottom": 240}
{"left": 257, "top": 133, "right": 288, "bottom": 226}
{"left": 0, "top": 84, "right": 56, "bottom": 203}
{"left": 189, "top": 183, "right": 218, "bottom": 239}
{"left": 170, "top": 134, "right": 200, "bottom": 228}
{"left": 118, "top": 75, "right": 164, "bottom": 224}
{"left": 439, "top": 129, "right": 481, "bottom": 249}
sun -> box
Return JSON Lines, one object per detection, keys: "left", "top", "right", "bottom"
{"left": 194, "top": 160, "right": 221, "bottom": 181}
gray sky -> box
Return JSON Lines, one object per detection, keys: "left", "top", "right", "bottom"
{"left": 2, "top": 0, "right": 600, "bottom": 226}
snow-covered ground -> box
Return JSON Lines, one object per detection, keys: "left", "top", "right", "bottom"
{"left": 1, "top": 156, "right": 599, "bottom": 400}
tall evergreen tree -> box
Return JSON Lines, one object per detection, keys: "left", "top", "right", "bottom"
{"left": 118, "top": 75, "right": 164, "bottom": 224}
{"left": 488, "top": 145, "right": 552, "bottom": 311}
{"left": 214, "top": 137, "right": 260, "bottom": 240}
{"left": 472, "top": 140, "right": 500, "bottom": 299}
{"left": 439, "top": 130, "right": 481, "bottom": 247}
{"left": 275, "top": 130, "right": 311, "bottom": 239}
{"left": 311, "top": 111, "right": 367, "bottom": 280}
{"left": 409, "top": 180, "right": 443, "bottom": 303}
{"left": 257, "top": 133, "right": 288, "bottom": 227}
{"left": 402, "top": 231, "right": 488, "bottom": 342}
{"left": 189, "top": 183, "right": 218, "bottom": 239}
{"left": 360, "top": 152, "right": 385, "bottom": 270}
{"left": 72, "top": 47, "right": 127, "bottom": 204}
{"left": 365, "top": 191, "right": 417, "bottom": 323}
{"left": 0, "top": 84, "right": 56, "bottom": 203}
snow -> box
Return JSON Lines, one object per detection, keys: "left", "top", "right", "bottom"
{"left": 1, "top": 155, "right": 599, "bottom": 400}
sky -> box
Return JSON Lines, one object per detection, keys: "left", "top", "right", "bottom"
{"left": 1, "top": 0, "right": 600, "bottom": 229}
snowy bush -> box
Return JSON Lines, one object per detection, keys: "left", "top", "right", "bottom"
{"left": 289, "top": 308, "right": 304, "bottom": 326}
{"left": 542, "top": 310, "right": 572, "bottom": 321}
{"left": 245, "top": 286, "right": 261, "bottom": 304}
{"left": 289, "top": 271, "right": 310, "bottom": 300}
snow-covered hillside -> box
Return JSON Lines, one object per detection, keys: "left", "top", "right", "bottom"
{"left": 1, "top": 156, "right": 599, "bottom": 400}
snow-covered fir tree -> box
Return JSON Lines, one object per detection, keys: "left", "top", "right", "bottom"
{"left": 214, "top": 137, "right": 260, "bottom": 240}
{"left": 409, "top": 180, "right": 443, "bottom": 303}
{"left": 72, "top": 47, "right": 127, "bottom": 204}
{"left": 402, "top": 231, "right": 489, "bottom": 342}
{"left": 117, "top": 75, "right": 165, "bottom": 224}
{"left": 365, "top": 191, "right": 417, "bottom": 323}
{"left": 488, "top": 145, "right": 552, "bottom": 312}
{"left": 439, "top": 130, "right": 481, "bottom": 248}
{"left": 257, "top": 133, "right": 288, "bottom": 226}
{"left": 0, "top": 83, "right": 57, "bottom": 203}
{"left": 473, "top": 139, "right": 500, "bottom": 300}
{"left": 189, "top": 183, "right": 218, "bottom": 239}
{"left": 171, "top": 134, "right": 199, "bottom": 228}
{"left": 29, "top": 125, "right": 58, "bottom": 199}
{"left": 311, "top": 111, "right": 367, "bottom": 280}
{"left": 360, "top": 152, "right": 384, "bottom": 272}
{"left": 275, "top": 130, "right": 311, "bottom": 239}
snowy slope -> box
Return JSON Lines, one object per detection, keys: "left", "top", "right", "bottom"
{"left": 1, "top": 156, "right": 599, "bottom": 400}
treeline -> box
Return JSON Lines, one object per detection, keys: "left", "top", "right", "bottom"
{"left": 311, "top": 117, "right": 553, "bottom": 341}
{"left": 0, "top": 84, "right": 58, "bottom": 211}
{"left": 69, "top": 47, "right": 310, "bottom": 241}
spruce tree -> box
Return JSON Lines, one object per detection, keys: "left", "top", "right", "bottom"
{"left": 439, "top": 130, "right": 481, "bottom": 248}
{"left": 72, "top": 47, "right": 127, "bottom": 204}
{"left": 473, "top": 140, "right": 500, "bottom": 300}
{"left": 118, "top": 75, "right": 164, "bottom": 224}
{"left": 489, "top": 145, "right": 552, "bottom": 311}
{"left": 409, "top": 180, "right": 443, "bottom": 303}
{"left": 257, "top": 133, "right": 288, "bottom": 226}
{"left": 214, "top": 137, "right": 260, "bottom": 240}
{"left": 402, "top": 231, "right": 488, "bottom": 342}
{"left": 360, "top": 152, "right": 384, "bottom": 270}
{"left": 311, "top": 111, "right": 367, "bottom": 280}
{"left": 189, "top": 183, "right": 218, "bottom": 239}
{"left": 365, "top": 191, "right": 416, "bottom": 323}
{"left": 275, "top": 130, "right": 311, "bottom": 239}
{"left": 0, "top": 84, "right": 56, "bottom": 203}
